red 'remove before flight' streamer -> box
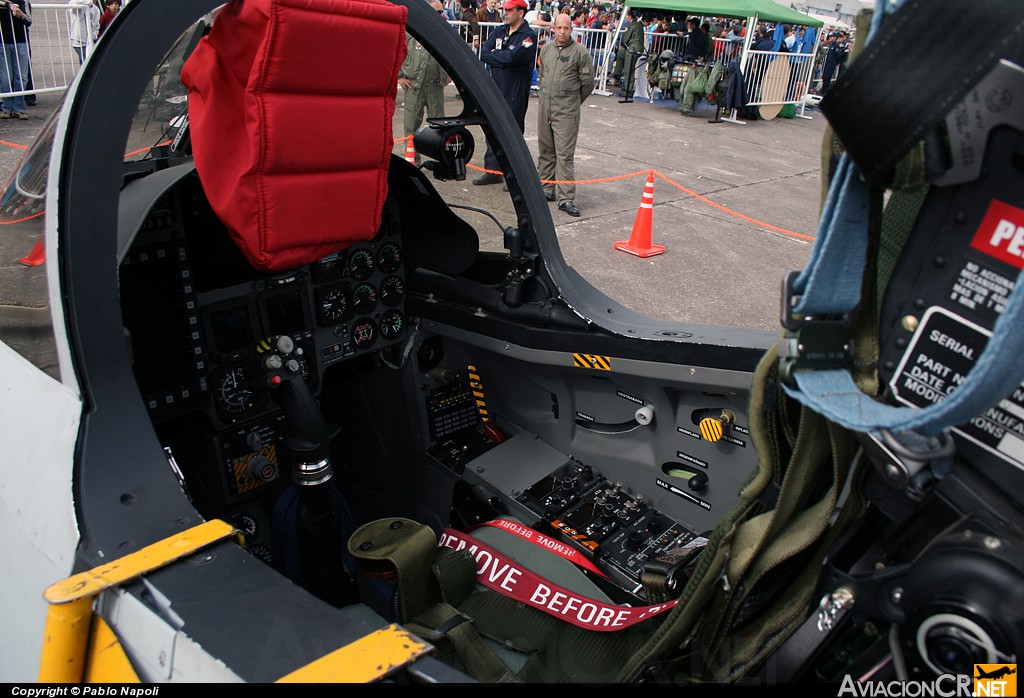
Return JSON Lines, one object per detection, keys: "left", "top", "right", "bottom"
{"left": 438, "top": 528, "right": 677, "bottom": 632}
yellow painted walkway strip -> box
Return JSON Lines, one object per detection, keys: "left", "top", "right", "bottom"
{"left": 41, "top": 519, "right": 240, "bottom": 682}
{"left": 276, "top": 625, "right": 432, "bottom": 683}
{"left": 45, "top": 519, "right": 240, "bottom": 603}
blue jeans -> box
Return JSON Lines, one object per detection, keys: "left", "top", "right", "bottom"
{"left": 0, "top": 42, "right": 29, "bottom": 113}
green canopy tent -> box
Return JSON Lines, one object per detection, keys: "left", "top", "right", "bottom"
{"left": 597, "top": 0, "right": 825, "bottom": 120}
{"left": 623, "top": 0, "right": 825, "bottom": 28}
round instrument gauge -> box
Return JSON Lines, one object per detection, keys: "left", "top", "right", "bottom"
{"left": 352, "top": 283, "right": 378, "bottom": 315}
{"left": 380, "top": 309, "right": 405, "bottom": 340}
{"left": 231, "top": 512, "right": 259, "bottom": 539}
{"left": 348, "top": 248, "right": 375, "bottom": 280}
{"left": 215, "top": 365, "right": 257, "bottom": 416}
{"left": 292, "top": 343, "right": 313, "bottom": 383}
{"left": 315, "top": 250, "right": 347, "bottom": 282}
{"left": 352, "top": 318, "right": 377, "bottom": 349}
{"left": 317, "top": 285, "right": 350, "bottom": 325}
{"left": 247, "top": 543, "right": 273, "bottom": 564}
{"left": 379, "top": 275, "right": 405, "bottom": 307}
{"left": 376, "top": 242, "right": 402, "bottom": 274}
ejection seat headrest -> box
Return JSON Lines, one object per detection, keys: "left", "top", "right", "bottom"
{"left": 180, "top": 0, "right": 408, "bottom": 272}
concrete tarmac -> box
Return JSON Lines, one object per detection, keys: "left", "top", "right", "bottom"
{"left": 0, "top": 84, "right": 828, "bottom": 378}
{"left": 556, "top": 96, "right": 824, "bottom": 332}
{"left": 414, "top": 88, "right": 827, "bottom": 332}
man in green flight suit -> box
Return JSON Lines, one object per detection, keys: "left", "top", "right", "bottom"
{"left": 398, "top": 0, "right": 451, "bottom": 164}
{"left": 536, "top": 11, "right": 593, "bottom": 217}
{"left": 617, "top": 7, "right": 647, "bottom": 103}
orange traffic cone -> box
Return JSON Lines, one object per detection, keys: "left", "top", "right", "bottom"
{"left": 614, "top": 172, "right": 664, "bottom": 258}
{"left": 17, "top": 237, "right": 44, "bottom": 266}
{"left": 405, "top": 138, "right": 416, "bottom": 164}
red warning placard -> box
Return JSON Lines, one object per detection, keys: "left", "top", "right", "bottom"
{"left": 971, "top": 200, "right": 1024, "bottom": 270}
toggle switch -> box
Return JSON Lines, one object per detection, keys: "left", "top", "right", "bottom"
{"left": 699, "top": 409, "right": 735, "bottom": 443}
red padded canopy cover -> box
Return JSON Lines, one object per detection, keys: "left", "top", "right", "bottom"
{"left": 181, "top": 0, "right": 408, "bottom": 272}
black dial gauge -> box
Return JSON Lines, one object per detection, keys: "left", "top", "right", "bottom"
{"left": 352, "top": 283, "right": 378, "bottom": 315}
{"left": 231, "top": 512, "right": 259, "bottom": 539}
{"left": 352, "top": 318, "right": 377, "bottom": 349}
{"left": 248, "top": 543, "right": 273, "bottom": 564}
{"left": 376, "top": 242, "right": 402, "bottom": 273}
{"left": 348, "top": 248, "right": 375, "bottom": 280}
{"left": 316, "top": 285, "right": 350, "bottom": 325}
{"left": 215, "top": 365, "right": 257, "bottom": 416}
{"left": 380, "top": 309, "right": 404, "bottom": 340}
{"left": 315, "top": 250, "right": 346, "bottom": 282}
{"left": 292, "top": 343, "right": 313, "bottom": 383}
{"left": 379, "top": 275, "right": 405, "bottom": 307}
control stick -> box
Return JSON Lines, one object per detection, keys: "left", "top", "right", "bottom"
{"left": 261, "top": 335, "right": 336, "bottom": 485}
{"left": 263, "top": 335, "right": 355, "bottom": 606}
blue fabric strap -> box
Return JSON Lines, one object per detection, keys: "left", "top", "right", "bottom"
{"left": 784, "top": 150, "right": 1024, "bottom": 436}
{"left": 789, "top": 155, "right": 870, "bottom": 317}
{"left": 787, "top": 272, "right": 1024, "bottom": 436}
{"left": 781, "top": 0, "right": 1024, "bottom": 438}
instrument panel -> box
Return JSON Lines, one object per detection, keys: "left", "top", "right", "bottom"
{"left": 119, "top": 173, "right": 409, "bottom": 430}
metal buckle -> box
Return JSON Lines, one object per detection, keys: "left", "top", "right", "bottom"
{"left": 857, "top": 428, "right": 956, "bottom": 490}
{"left": 778, "top": 272, "right": 853, "bottom": 386}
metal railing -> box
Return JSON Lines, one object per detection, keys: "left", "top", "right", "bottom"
{"left": 0, "top": 3, "right": 89, "bottom": 103}
{"left": 742, "top": 49, "right": 816, "bottom": 110}
{"left": 9, "top": 9, "right": 824, "bottom": 122}
{"left": 592, "top": 19, "right": 825, "bottom": 120}
{"left": 450, "top": 20, "right": 614, "bottom": 83}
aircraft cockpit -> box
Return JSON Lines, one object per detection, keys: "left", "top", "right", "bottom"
{"left": 3, "top": 0, "right": 1023, "bottom": 685}
{"left": 111, "top": 20, "right": 758, "bottom": 610}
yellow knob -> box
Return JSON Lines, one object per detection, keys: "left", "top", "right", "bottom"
{"left": 699, "top": 410, "right": 735, "bottom": 443}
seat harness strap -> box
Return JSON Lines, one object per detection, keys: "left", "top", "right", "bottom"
{"left": 783, "top": 0, "right": 1024, "bottom": 440}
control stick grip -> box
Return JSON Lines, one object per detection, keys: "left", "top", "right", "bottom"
{"left": 275, "top": 373, "right": 330, "bottom": 462}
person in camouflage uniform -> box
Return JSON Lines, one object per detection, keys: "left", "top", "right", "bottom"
{"left": 398, "top": 0, "right": 450, "bottom": 162}
{"left": 618, "top": 8, "right": 647, "bottom": 103}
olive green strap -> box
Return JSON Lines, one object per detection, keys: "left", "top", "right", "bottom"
{"left": 697, "top": 405, "right": 846, "bottom": 663}
{"left": 615, "top": 343, "right": 783, "bottom": 682}
{"left": 617, "top": 342, "right": 863, "bottom": 683}
{"left": 709, "top": 455, "right": 868, "bottom": 682}
{"left": 405, "top": 599, "right": 520, "bottom": 684}
{"left": 877, "top": 183, "right": 929, "bottom": 305}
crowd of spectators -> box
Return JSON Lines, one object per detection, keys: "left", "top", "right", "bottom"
{"left": 436, "top": 0, "right": 846, "bottom": 117}
{"left": 443, "top": 0, "right": 842, "bottom": 81}
{"left": 420, "top": 0, "right": 843, "bottom": 215}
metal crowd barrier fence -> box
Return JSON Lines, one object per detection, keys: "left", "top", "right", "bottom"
{"left": 418, "top": 21, "right": 809, "bottom": 114}
{"left": 450, "top": 20, "right": 613, "bottom": 89}
{"left": 711, "top": 36, "right": 743, "bottom": 64}
{"left": 594, "top": 24, "right": 824, "bottom": 121}
{"left": 0, "top": 3, "right": 90, "bottom": 105}
{"left": 7, "top": 10, "right": 823, "bottom": 124}
{"left": 646, "top": 32, "right": 684, "bottom": 62}
{"left": 741, "top": 49, "right": 816, "bottom": 116}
